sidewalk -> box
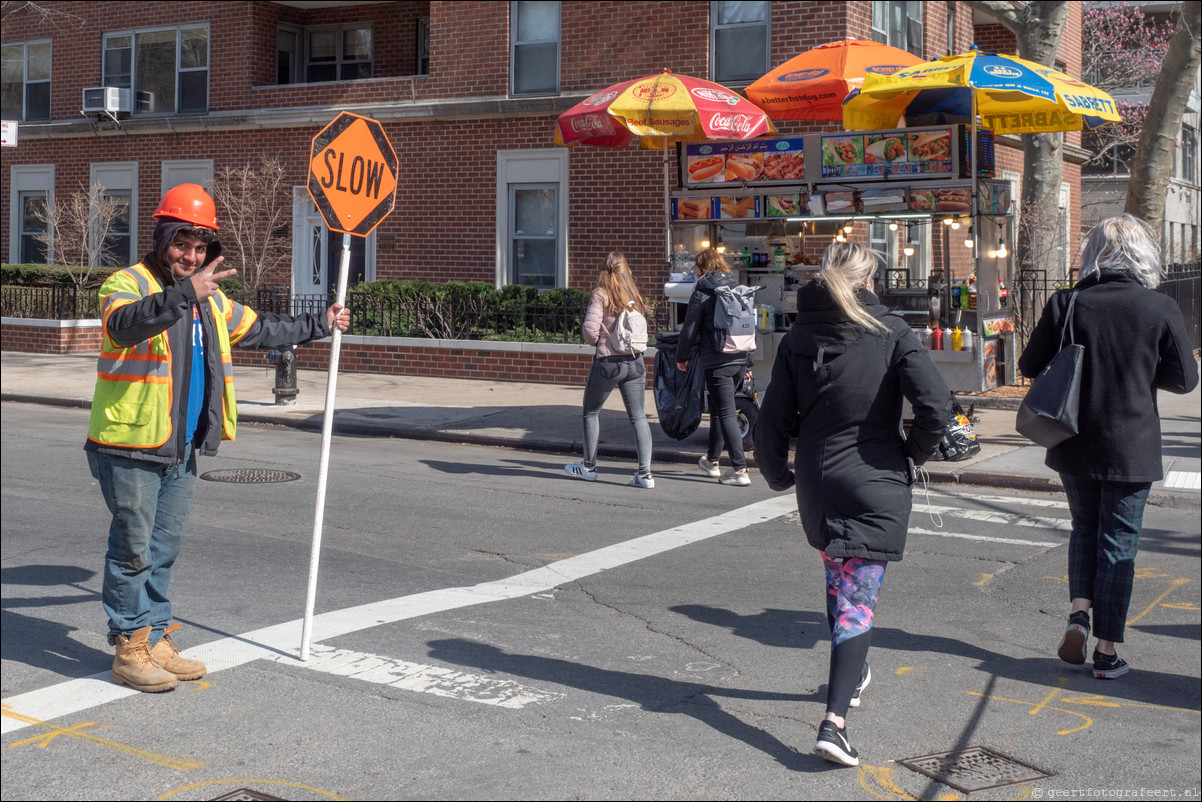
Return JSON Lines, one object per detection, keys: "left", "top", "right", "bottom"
{"left": 2, "top": 350, "right": 1198, "bottom": 501}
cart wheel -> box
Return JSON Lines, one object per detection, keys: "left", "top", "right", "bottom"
{"left": 737, "top": 402, "right": 758, "bottom": 453}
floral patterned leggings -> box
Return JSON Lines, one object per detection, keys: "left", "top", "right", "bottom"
{"left": 822, "top": 554, "right": 888, "bottom": 718}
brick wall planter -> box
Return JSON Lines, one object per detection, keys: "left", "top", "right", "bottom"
{"left": 1, "top": 318, "right": 656, "bottom": 386}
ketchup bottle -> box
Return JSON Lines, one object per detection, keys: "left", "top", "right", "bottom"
{"left": 931, "top": 325, "right": 944, "bottom": 350}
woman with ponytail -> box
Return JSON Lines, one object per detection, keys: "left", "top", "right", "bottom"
{"left": 754, "top": 242, "right": 950, "bottom": 766}
{"left": 565, "top": 251, "right": 655, "bottom": 488}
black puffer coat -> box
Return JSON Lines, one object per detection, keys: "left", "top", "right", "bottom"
{"left": 675, "top": 269, "right": 753, "bottom": 371}
{"left": 1018, "top": 270, "right": 1197, "bottom": 482}
{"left": 754, "top": 280, "right": 951, "bottom": 561}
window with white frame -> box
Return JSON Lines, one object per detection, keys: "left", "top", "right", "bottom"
{"left": 8, "top": 165, "right": 54, "bottom": 264}
{"left": 1, "top": 40, "right": 51, "bottom": 121}
{"left": 871, "top": 1, "right": 923, "bottom": 58}
{"left": 161, "top": 159, "right": 214, "bottom": 197}
{"left": 497, "top": 150, "right": 568, "bottom": 288}
{"left": 103, "top": 26, "right": 209, "bottom": 114}
{"left": 91, "top": 163, "right": 138, "bottom": 267}
{"left": 306, "top": 24, "right": 372, "bottom": 83}
{"left": 712, "top": 1, "right": 769, "bottom": 84}
{"left": 1181, "top": 125, "right": 1197, "bottom": 183}
{"left": 511, "top": 1, "right": 560, "bottom": 95}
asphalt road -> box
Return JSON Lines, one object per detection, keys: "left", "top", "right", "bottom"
{"left": 2, "top": 402, "right": 1199, "bottom": 801}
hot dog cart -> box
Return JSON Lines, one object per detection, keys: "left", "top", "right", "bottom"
{"left": 662, "top": 124, "right": 1016, "bottom": 393}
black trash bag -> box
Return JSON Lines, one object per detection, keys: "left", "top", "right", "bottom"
{"left": 932, "top": 396, "right": 981, "bottom": 461}
{"left": 654, "top": 332, "right": 705, "bottom": 441}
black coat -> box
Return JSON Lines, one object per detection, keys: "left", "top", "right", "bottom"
{"left": 755, "top": 281, "right": 951, "bottom": 561}
{"left": 1018, "top": 270, "right": 1198, "bottom": 482}
{"left": 675, "top": 269, "right": 753, "bottom": 371}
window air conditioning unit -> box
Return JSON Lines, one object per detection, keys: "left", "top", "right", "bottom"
{"left": 82, "top": 87, "right": 131, "bottom": 114}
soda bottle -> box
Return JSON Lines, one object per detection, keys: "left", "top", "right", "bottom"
{"left": 998, "top": 280, "right": 1008, "bottom": 308}
{"left": 959, "top": 281, "right": 969, "bottom": 310}
{"left": 951, "top": 280, "right": 960, "bottom": 309}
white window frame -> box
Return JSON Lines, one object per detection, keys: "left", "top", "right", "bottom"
{"left": 102, "top": 24, "right": 210, "bottom": 115}
{"left": 871, "top": 1, "right": 923, "bottom": 58}
{"left": 710, "top": 1, "right": 770, "bottom": 85}
{"left": 161, "top": 159, "right": 214, "bottom": 198}
{"left": 291, "top": 186, "right": 376, "bottom": 297}
{"left": 496, "top": 149, "right": 569, "bottom": 288}
{"left": 2, "top": 39, "right": 51, "bottom": 122}
{"left": 8, "top": 164, "right": 54, "bottom": 263}
{"left": 510, "top": 1, "right": 560, "bottom": 96}
{"left": 90, "top": 162, "right": 138, "bottom": 267}
{"left": 304, "top": 23, "right": 374, "bottom": 84}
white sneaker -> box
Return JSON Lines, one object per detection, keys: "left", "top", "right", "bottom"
{"left": 719, "top": 469, "right": 751, "bottom": 487}
{"left": 564, "top": 461, "right": 597, "bottom": 482}
{"left": 629, "top": 472, "right": 655, "bottom": 489}
{"left": 698, "top": 457, "right": 721, "bottom": 478}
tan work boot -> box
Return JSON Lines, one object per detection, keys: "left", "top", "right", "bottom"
{"left": 112, "top": 626, "right": 179, "bottom": 693}
{"left": 150, "top": 623, "right": 207, "bottom": 681}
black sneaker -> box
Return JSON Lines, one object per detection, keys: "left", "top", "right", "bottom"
{"left": 849, "top": 664, "right": 871, "bottom": 709}
{"left": 1057, "top": 611, "right": 1090, "bottom": 665}
{"left": 1093, "top": 648, "right": 1129, "bottom": 679}
{"left": 814, "top": 720, "right": 860, "bottom": 766}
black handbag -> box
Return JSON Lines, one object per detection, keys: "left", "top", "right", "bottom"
{"left": 1016, "top": 291, "right": 1083, "bottom": 448}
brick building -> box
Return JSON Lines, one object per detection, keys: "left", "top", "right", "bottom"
{"left": 2, "top": 1, "right": 1085, "bottom": 300}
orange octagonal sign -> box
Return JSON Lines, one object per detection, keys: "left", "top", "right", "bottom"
{"left": 308, "top": 112, "right": 398, "bottom": 237}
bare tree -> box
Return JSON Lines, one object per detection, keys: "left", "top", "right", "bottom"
{"left": 32, "top": 182, "right": 126, "bottom": 290}
{"left": 207, "top": 155, "right": 292, "bottom": 293}
{"left": 1125, "top": 2, "right": 1202, "bottom": 230}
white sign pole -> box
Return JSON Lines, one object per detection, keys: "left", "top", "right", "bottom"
{"left": 300, "top": 231, "right": 352, "bottom": 661}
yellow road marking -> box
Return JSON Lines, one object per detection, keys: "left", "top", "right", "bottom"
{"left": 1059, "top": 695, "right": 1201, "bottom": 714}
{"left": 157, "top": 778, "right": 346, "bottom": 800}
{"left": 975, "top": 573, "right": 993, "bottom": 587}
{"left": 857, "top": 764, "right": 921, "bottom": 800}
{"left": 967, "top": 691, "right": 1094, "bottom": 735}
{"left": 1028, "top": 677, "right": 1068, "bottom": 715}
{"left": 1159, "top": 602, "right": 1199, "bottom": 610}
{"left": 185, "top": 680, "right": 210, "bottom": 692}
{"left": 1, "top": 705, "right": 202, "bottom": 770}
{"left": 895, "top": 667, "right": 916, "bottom": 675}
{"left": 1127, "top": 578, "right": 1190, "bottom": 626}
{"left": 8, "top": 721, "right": 96, "bottom": 749}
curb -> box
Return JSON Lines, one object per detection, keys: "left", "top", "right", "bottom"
{"left": 955, "top": 394, "right": 1025, "bottom": 411}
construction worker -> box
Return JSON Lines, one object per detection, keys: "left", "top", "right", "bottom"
{"left": 85, "top": 183, "right": 350, "bottom": 692}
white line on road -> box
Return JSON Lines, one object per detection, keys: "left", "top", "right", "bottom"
{"left": 1, "top": 495, "right": 797, "bottom": 734}
{"left": 928, "top": 491, "right": 1069, "bottom": 509}
{"left": 909, "top": 527, "right": 1062, "bottom": 548}
{"left": 1163, "top": 470, "right": 1201, "bottom": 491}
{"left": 918, "top": 505, "right": 1071, "bottom": 531}
{"left": 262, "top": 645, "right": 566, "bottom": 709}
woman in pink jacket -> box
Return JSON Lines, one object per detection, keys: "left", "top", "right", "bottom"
{"left": 565, "top": 252, "right": 654, "bottom": 488}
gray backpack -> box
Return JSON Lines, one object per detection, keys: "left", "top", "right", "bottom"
{"left": 711, "top": 284, "right": 760, "bottom": 353}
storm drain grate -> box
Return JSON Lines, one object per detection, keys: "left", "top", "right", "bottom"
{"left": 200, "top": 469, "right": 301, "bottom": 484}
{"left": 897, "top": 746, "right": 1052, "bottom": 793}
{"left": 209, "top": 790, "right": 287, "bottom": 801}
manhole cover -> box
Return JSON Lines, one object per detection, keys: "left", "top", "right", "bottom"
{"left": 209, "top": 790, "right": 287, "bottom": 801}
{"left": 897, "top": 746, "right": 1052, "bottom": 793}
{"left": 199, "top": 469, "right": 301, "bottom": 484}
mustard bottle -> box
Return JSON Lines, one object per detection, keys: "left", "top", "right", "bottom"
{"left": 952, "top": 326, "right": 963, "bottom": 351}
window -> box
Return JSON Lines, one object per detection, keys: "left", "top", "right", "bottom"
{"left": 871, "top": 1, "right": 923, "bottom": 58}
{"left": 92, "top": 162, "right": 138, "bottom": 267}
{"left": 103, "top": 26, "right": 209, "bottom": 114}
{"left": 416, "top": 18, "right": 430, "bottom": 76}
{"left": 869, "top": 221, "right": 901, "bottom": 284}
{"left": 161, "top": 159, "right": 214, "bottom": 197}
{"left": 8, "top": 165, "right": 54, "bottom": 264}
{"left": 18, "top": 192, "right": 49, "bottom": 263}
{"left": 1, "top": 41, "right": 51, "bottom": 121}
{"left": 497, "top": 150, "right": 568, "bottom": 288}
{"left": 711, "top": 1, "right": 769, "bottom": 84}
{"left": 277, "top": 27, "right": 300, "bottom": 85}
{"left": 1082, "top": 128, "right": 1136, "bottom": 176}
{"left": 291, "top": 188, "right": 375, "bottom": 296}
{"left": 306, "top": 24, "right": 372, "bottom": 83}
{"left": 1181, "top": 125, "right": 1197, "bottom": 183}
{"left": 511, "top": 1, "right": 559, "bottom": 95}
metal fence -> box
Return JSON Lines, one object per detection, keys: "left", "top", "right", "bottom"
{"left": 1159, "top": 263, "right": 1200, "bottom": 350}
{"left": 0, "top": 285, "right": 100, "bottom": 320}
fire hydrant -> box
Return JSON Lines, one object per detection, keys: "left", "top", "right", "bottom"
{"left": 266, "top": 345, "right": 299, "bottom": 405}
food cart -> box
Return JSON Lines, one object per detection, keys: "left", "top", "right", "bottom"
{"left": 662, "top": 124, "right": 1016, "bottom": 393}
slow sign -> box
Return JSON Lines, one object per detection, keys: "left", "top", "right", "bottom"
{"left": 307, "top": 112, "right": 398, "bottom": 237}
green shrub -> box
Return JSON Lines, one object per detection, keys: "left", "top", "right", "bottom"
{"left": 1, "top": 263, "right": 119, "bottom": 288}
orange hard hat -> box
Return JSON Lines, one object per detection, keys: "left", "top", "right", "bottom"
{"left": 153, "top": 183, "right": 219, "bottom": 230}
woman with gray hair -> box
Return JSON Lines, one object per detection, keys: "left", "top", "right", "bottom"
{"left": 755, "top": 242, "right": 950, "bottom": 765}
{"left": 1020, "top": 214, "right": 1197, "bottom": 679}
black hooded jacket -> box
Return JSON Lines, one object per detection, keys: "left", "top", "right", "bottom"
{"left": 754, "top": 280, "right": 951, "bottom": 561}
{"left": 675, "top": 269, "right": 753, "bottom": 371}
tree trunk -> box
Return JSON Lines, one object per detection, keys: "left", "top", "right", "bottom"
{"left": 1124, "top": 3, "right": 1202, "bottom": 236}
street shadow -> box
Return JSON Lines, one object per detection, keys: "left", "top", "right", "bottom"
{"left": 670, "top": 605, "right": 829, "bottom": 651}
{"left": 1129, "top": 623, "right": 1202, "bottom": 640}
{"left": 1137, "top": 526, "right": 1202, "bottom": 559}
{"left": 1, "top": 565, "right": 109, "bottom": 678}
{"left": 1160, "top": 429, "right": 1200, "bottom": 459}
{"left": 426, "top": 637, "right": 841, "bottom": 773}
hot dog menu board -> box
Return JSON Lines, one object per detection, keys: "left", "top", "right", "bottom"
{"left": 673, "top": 197, "right": 716, "bottom": 221}
{"left": 820, "top": 128, "right": 954, "bottom": 179}
{"left": 684, "top": 139, "right": 805, "bottom": 187}
{"left": 908, "top": 186, "right": 972, "bottom": 213}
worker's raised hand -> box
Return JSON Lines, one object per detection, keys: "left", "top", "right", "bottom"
{"left": 326, "top": 303, "right": 350, "bottom": 333}
{"left": 189, "top": 257, "right": 237, "bottom": 300}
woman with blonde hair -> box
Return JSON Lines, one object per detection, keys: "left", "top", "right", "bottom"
{"left": 675, "top": 247, "right": 755, "bottom": 486}
{"left": 1020, "top": 214, "right": 1197, "bottom": 679}
{"left": 565, "top": 251, "right": 655, "bottom": 488}
{"left": 755, "top": 241, "right": 950, "bottom": 765}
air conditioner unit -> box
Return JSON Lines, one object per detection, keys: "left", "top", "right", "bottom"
{"left": 82, "top": 87, "right": 130, "bottom": 114}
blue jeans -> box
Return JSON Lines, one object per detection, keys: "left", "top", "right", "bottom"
{"left": 581, "top": 355, "right": 653, "bottom": 474}
{"left": 1061, "top": 474, "right": 1151, "bottom": 643}
{"left": 88, "top": 448, "right": 198, "bottom": 643}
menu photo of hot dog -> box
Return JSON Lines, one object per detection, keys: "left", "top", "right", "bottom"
{"left": 724, "top": 152, "right": 764, "bottom": 182}
{"left": 935, "top": 188, "right": 971, "bottom": 212}
{"left": 674, "top": 197, "right": 714, "bottom": 220}
{"left": 719, "top": 196, "right": 759, "bottom": 219}
{"left": 687, "top": 154, "right": 725, "bottom": 184}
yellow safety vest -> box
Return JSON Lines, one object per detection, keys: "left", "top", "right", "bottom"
{"left": 87, "top": 264, "right": 256, "bottom": 455}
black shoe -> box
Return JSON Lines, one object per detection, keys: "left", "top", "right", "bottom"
{"left": 1057, "top": 611, "right": 1090, "bottom": 665}
{"left": 849, "top": 664, "right": 871, "bottom": 709}
{"left": 814, "top": 720, "right": 860, "bottom": 766}
{"left": 1093, "top": 648, "right": 1129, "bottom": 679}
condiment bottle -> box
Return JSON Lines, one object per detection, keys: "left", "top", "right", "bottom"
{"left": 941, "top": 324, "right": 953, "bottom": 350}
{"left": 931, "top": 325, "right": 944, "bottom": 350}
{"left": 952, "top": 326, "right": 963, "bottom": 351}
{"left": 961, "top": 328, "right": 974, "bottom": 352}
{"left": 921, "top": 323, "right": 933, "bottom": 349}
